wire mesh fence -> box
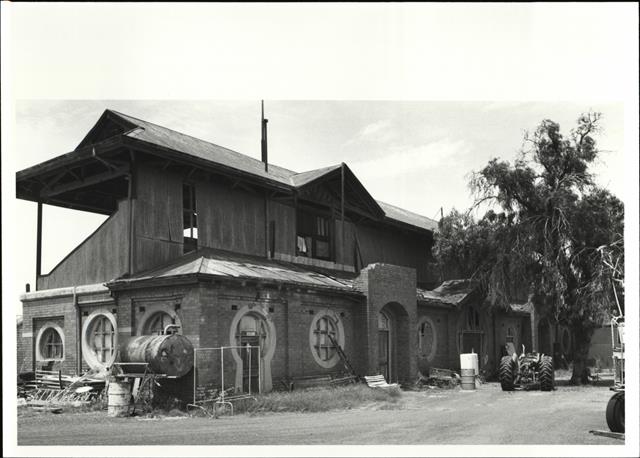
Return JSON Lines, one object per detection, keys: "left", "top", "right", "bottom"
{"left": 191, "top": 345, "right": 261, "bottom": 410}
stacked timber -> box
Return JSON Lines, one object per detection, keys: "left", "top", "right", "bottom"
{"left": 119, "top": 334, "right": 194, "bottom": 378}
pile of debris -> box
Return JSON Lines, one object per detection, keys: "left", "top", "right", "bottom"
{"left": 18, "top": 368, "right": 108, "bottom": 411}
{"left": 415, "top": 367, "right": 460, "bottom": 389}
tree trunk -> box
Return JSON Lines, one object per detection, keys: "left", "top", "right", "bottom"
{"left": 569, "top": 324, "right": 595, "bottom": 385}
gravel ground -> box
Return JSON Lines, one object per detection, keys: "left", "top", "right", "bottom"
{"left": 17, "top": 382, "right": 623, "bottom": 446}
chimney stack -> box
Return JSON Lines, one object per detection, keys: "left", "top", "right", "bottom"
{"left": 261, "top": 100, "right": 268, "bottom": 172}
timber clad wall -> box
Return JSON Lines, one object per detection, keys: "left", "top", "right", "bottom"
{"left": 36, "top": 162, "right": 437, "bottom": 288}
{"left": 37, "top": 199, "right": 129, "bottom": 290}
{"left": 356, "top": 224, "right": 432, "bottom": 285}
{"left": 134, "top": 164, "right": 183, "bottom": 273}
{"left": 197, "top": 180, "right": 267, "bottom": 257}
{"left": 269, "top": 200, "right": 296, "bottom": 257}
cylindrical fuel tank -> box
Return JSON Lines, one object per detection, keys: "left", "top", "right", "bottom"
{"left": 119, "top": 334, "right": 194, "bottom": 378}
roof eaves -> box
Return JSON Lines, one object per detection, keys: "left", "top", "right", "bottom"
{"left": 108, "top": 270, "right": 361, "bottom": 296}
{"left": 121, "top": 135, "right": 294, "bottom": 192}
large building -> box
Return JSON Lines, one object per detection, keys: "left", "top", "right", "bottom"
{"left": 16, "top": 109, "right": 534, "bottom": 394}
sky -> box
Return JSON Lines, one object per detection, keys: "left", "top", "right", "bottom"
{"left": 3, "top": 4, "right": 638, "bottom": 457}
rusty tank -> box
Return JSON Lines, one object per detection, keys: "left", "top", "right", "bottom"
{"left": 119, "top": 334, "right": 194, "bottom": 378}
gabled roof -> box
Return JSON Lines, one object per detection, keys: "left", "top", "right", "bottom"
{"left": 289, "top": 164, "right": 343, "bottom": 187}
{"left": 291, "top": 163, "right": 385, "bottom": 221}
{"left": 108, "top": 247, "right": 358, "bottom": 293}
{"left": 17, "top": 109, "right": 438, "bottom": 233}
{"left": 98, "top": 110, "right": 296, "bottom": 185}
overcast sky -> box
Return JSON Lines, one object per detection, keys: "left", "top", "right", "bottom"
{"left": 13, "top": 100, "right": 625, "bottom": 293}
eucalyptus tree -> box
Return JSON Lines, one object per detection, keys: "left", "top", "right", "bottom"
{"left": 435, "top": 113, "right": 624, "bottom": 383}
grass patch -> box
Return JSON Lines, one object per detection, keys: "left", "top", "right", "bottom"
{"left": 233, "top": 384, "right": 402, "bottom": 415}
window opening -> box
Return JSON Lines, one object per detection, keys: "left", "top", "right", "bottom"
{"left": 89, "top": 315, "right": 115, "bottom": 363}
{"left": 40, "top": 327, "right": 63, "bottom": 360}
{"left": 143, "top": 312, "right": 176, "bottom": 335}
{"left": 418, "top": 319, "right": 436, "bottom": 359}
{"left": 183, "top": 183, "right": 198, "bottom": 253}
{"left": 312, "top": 315, "right": 338, "bottom": 362}
{"left": 296, "top": 208, "right": 332, "bottom": 261}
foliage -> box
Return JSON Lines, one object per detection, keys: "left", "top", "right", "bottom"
{"left": 434, "top": 113, "right": 624, "bottom": 383}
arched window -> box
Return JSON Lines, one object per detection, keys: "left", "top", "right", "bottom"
{"left": 308, "top": 311, "right": 345, "bottom": 369}
{"left": 235, "top": 314, "right": 268, "bottom": 354}
{"left": 378, "top": 311, "right": 390, "bottom": 331}
{"left": 86, "top": 313, "right": 116, "bottom": 364}
{"left": 37, "top": 327, "right": 64, "bottom": 360}
{"left": 418, "top": 317, "right": 437, "bottom": 361}
{"left": 312, "top": 315, "right": 338, "bottom": 362}
{"left": 142, "top": 312, "right": 176, "bottom": 335}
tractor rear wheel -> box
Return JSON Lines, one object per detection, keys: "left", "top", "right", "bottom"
{"left": 606, "top": 391, "right": 625, "bottom": 433}
{"left": 539, "top": 355, "right": 554, "bottom": 391}
{"left": 499, "top": 356, "right": 516, "bottom": 391}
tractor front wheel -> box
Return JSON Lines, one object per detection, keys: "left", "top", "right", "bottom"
{"left": 539, "top": 355, "right": 554, "bottom": 391}
{"left": 606, "top": 391, "right": 625, "bottom": 433}
{"left": 499, "top": 356, "right": 516, "bottom": 391}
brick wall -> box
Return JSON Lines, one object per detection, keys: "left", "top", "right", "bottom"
{"left": 355, "top": 263, "right": 418, "bottom": 383}
{"left": 20, "top": 294, "right": 78, "bottom": 375}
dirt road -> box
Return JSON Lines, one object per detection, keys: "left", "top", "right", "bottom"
{"left": 17, "top": 383, "right": 622, "bottom": 445}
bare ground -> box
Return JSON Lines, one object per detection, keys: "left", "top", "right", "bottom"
{"left": 17, "top": 383, "right": 623, "bottom": 445}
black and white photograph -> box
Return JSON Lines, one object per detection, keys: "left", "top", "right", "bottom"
{"left": 2, "top": 3, "right": 638, "bottom": 457}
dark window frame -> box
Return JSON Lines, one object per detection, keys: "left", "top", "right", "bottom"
{"left": 296, "top": 207, "right": 334, "bottom": 261}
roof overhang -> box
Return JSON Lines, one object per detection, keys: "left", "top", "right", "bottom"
{"left": 16, "top": 136, "right": 131, "bottom": 214}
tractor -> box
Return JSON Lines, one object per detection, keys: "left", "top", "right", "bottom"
{"left": 605, "top": 314, "right": 624, "bottom": 433}
{"left": 499, "top": 345, "right": 554, "bottom": 391}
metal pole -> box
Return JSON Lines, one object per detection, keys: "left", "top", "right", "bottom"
{"left": 193, "top": 349, "right": 197, "bottom": 405}
{"left": 341, "top": 163, "right": 345, "bottom": 265}
{"left": 220, "top": 346, "right": 224, "bottom": 402}
{"left": 258, "top": 345, "right": 262, "bottom": 394}
{"left": 36, "top": 202, "right": 42, "bottom": 282}
{"left": 248, "top": 344, "right": 251, "bottom": 395}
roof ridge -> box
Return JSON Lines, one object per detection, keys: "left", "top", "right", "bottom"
{"left": 108, "top": 108, "right": 297, "bottom": 175}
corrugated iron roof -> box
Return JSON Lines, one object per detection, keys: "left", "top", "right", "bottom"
{"left": 377, "top": 200, "right": 438, "bottom": 232}
{"left": 289, "top": 164, "right": 343, "bottom": 187}
{"left": 509, "top": 302, "right": 533, "bottom": 314}
{"left": 113, "top": 110, "right": 296, "bottom": 185}
{"left": 109, "top": 248, "right": 358, "bottom": 293}
{"left": 417, "top": 279, "right": 479, "bottom": 306}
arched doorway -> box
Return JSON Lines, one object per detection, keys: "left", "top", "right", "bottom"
{"left": 229, "top": 306, "right": 276, "bottom": 393}
{"left": 377, "top": 310, "right": 391, "bottom": 380}
{"left": 378, "top": 302, "right": 410, "bottom": 383}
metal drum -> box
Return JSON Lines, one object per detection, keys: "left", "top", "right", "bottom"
{"left": 107, "top": 377, "right": 131, "bottom": 417}
{"left": 460, "top": 368, "right": 476, "bottom": 390}
{"left": 119, "top": 334, "right": 194, "bottom": 378}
